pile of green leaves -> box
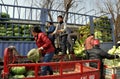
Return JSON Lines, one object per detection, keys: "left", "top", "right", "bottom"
{"left": 104, "top": 46, "right": 120, "bottom": 67}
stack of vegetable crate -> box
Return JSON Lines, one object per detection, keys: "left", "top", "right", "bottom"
{"left": 14, "top": 25, "right": 21, "bottom": 37}
{"left": 104, "top": 45, "right": 120, "bottom": 79}
{"left": 21, "top": 25, "right": 31, "bottom": 41}
{"left": 0, "top": 24, "right": 32, "bottom": 41}
{"left": 0, "top": 24, "right": 6, "bottom": 37}
{"left": 105, "top": 67, "right": 120, "bottom": 79}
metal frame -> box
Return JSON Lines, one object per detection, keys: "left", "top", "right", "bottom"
{"left": 0, "top": 3, "right": 115, "bottom": 42}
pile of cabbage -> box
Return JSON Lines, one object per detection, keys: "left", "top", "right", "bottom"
{"left": 73, "top": 40, "right": 85, "bottom": 58}
{"left": 9, "top": 48, "right": 41, "bottom": 78}
{"left": 104, "top": 46, "right": 120, "bottom": 67}
{"left": 10, "top": 66, "right": 35, "bottom": 79}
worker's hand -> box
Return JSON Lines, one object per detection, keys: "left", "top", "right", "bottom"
{"left": 115, "top": 55, "right": 119, "bottom": 58}
{"left": 57, "top": 30, "right": 63, "bottom": 33}
{"left": 50, "top": 33, "right": 54, "bottom": 36}
{"left": 38, "top": 47, "right": 44, "bottom": 53}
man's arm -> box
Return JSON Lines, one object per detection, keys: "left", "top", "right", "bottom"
{"left": 52, "top": 25, "right": 58, "bottom": 34}
{"left": 100, "top": 50, "right": 118, "bottom": 59}
{"left": 52, "top": 23, "right": 67, "bottom": 34}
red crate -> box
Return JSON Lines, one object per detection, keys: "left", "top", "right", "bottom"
{"left": 2, "top": 48, "right": 100, "bottom": 79}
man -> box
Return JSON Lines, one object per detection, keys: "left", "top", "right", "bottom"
{"left": 52, "top": 15, "right": 67, "bottom": 55}
{"left": 67, "top": 32, "right": 83, "bottom": 54}
{"left": 89, "top": 39, "right": 119, "bottom": 79}
{"left": 84, "top": 34, "right": 94, "bottom": 59}
{"left": 31, "top": 26, "right": 55, "bottom": 75}
{"left": 46, "top": 22, "right": 56, "bottom": 48}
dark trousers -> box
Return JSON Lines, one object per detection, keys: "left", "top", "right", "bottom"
{"left": 90, "top": 61, "right": 104, "bottom": 79}
{"left": 48, "top": 35, "right": 55, "bottom": 48}
{"left": 60, "top": 35, "right": 68, "bottom": 54}
{"left": 41, "top": 52, "right": 54, "bottom": 75}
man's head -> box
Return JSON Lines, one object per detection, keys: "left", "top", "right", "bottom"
{"left": 47, "top": 22, "right": 53, "bottom": 27}
{"left": 93, "top": 39, "right": 100, "bottom": 47}
{"left": 88, "top": 34, "right": 94, "bottom": 39}
{"left": 57, "top": 15, "right": 63, "bottom": 22}
{"left": 87, "top": 34, "right": 94, "bottom": 37}
{"left": 30, "top": 25, "right": 41, "bottom": 37}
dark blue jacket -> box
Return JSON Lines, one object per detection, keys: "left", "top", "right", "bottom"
{"left": 47, "top": 25, "right": 55, "bottom": 34}
{"left": 47, "top": 25, "right": 55, "bottom": 40}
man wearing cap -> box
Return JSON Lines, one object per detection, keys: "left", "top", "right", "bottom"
{"left": 84, "top": 34, "right": 94, "bottom": 59}
{"left": 88, "top": 39, "right": 119, "bottom": 79}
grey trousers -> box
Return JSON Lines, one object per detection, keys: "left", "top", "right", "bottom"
{"left": 67, "top": 33, "right": 77, "bottom": 52}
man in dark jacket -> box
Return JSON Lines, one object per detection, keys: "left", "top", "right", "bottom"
{"left": 46, "top": 22, "right": 56, "bottom": 48}
{"left": 88, "top": 39, "right": 119, "bottom": 79}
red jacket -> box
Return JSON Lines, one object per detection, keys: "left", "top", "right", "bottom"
{"left": 35, "top": 32, "right": 55, "bottom": 53}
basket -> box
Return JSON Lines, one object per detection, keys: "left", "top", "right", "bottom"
{"left": 105, "top": 67, "right": 120, "bottom": 79}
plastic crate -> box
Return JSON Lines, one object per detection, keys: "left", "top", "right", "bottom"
{"left": 105, "top": 67, "right": 120, "bottom": 79}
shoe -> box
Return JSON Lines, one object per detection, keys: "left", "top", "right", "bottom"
{"left": 69, "top": 51, "right": 74, "bottom": 54}
{"left": 49, "top": 71, "right": 53, "bottom": 75}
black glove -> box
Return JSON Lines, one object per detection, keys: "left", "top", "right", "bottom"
{"left": 115, "top": 55, "right": 119, "bottom": 58}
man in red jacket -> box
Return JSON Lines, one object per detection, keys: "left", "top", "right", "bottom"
{"left": 31, "top": 26, "right": 55, "bottom": 75}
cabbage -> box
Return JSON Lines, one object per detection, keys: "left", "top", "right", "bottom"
{"left": 27, "top": 48, "right": 41, "bottom": 63}
{"left": 115, "top": 46, "right": 120, "bottom": 56}
{"left": 108, "top": 46, "right": 116, "bottom": 54}
{"left": 26, "top": 70, "right": 34, "bottom": 76}
{"left": 7, "top": 28, "right": 12, "bottom": 31}
{"left": 104, "top": 46, "right": 120, "bottom": 67}
{"left": 13, "top": 75, "right": 25, "bottom": 79}
{"left": 73, "top": 41, "right": 85, "bottom": 57}
{"left": 27, "top": 75, "right": 34, "bottom": 78}
{"left": 0, "top": 33, "right": 6, "bottom": 36}
{"left": 11, "top": 66, "right": 26, "bottom": 75}
{"left": 14, "top": 33, "right": 21, "bottom": 36}
{"left": 14, "top": 28, "right": 20, "bottom": 32}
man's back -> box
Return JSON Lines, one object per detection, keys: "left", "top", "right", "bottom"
{"left": 89, "top": 46, "right": 104, "bottom": 60}
{"left": 88, "top": 39, "right": 119, "bottom": 79}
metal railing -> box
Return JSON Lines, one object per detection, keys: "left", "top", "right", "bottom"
{"left": 0, "top": 3, "right": 114, "bottom": 42}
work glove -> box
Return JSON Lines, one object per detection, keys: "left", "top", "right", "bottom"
{"left": 115, "top": 55, "right": 119, "bottom": 58}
